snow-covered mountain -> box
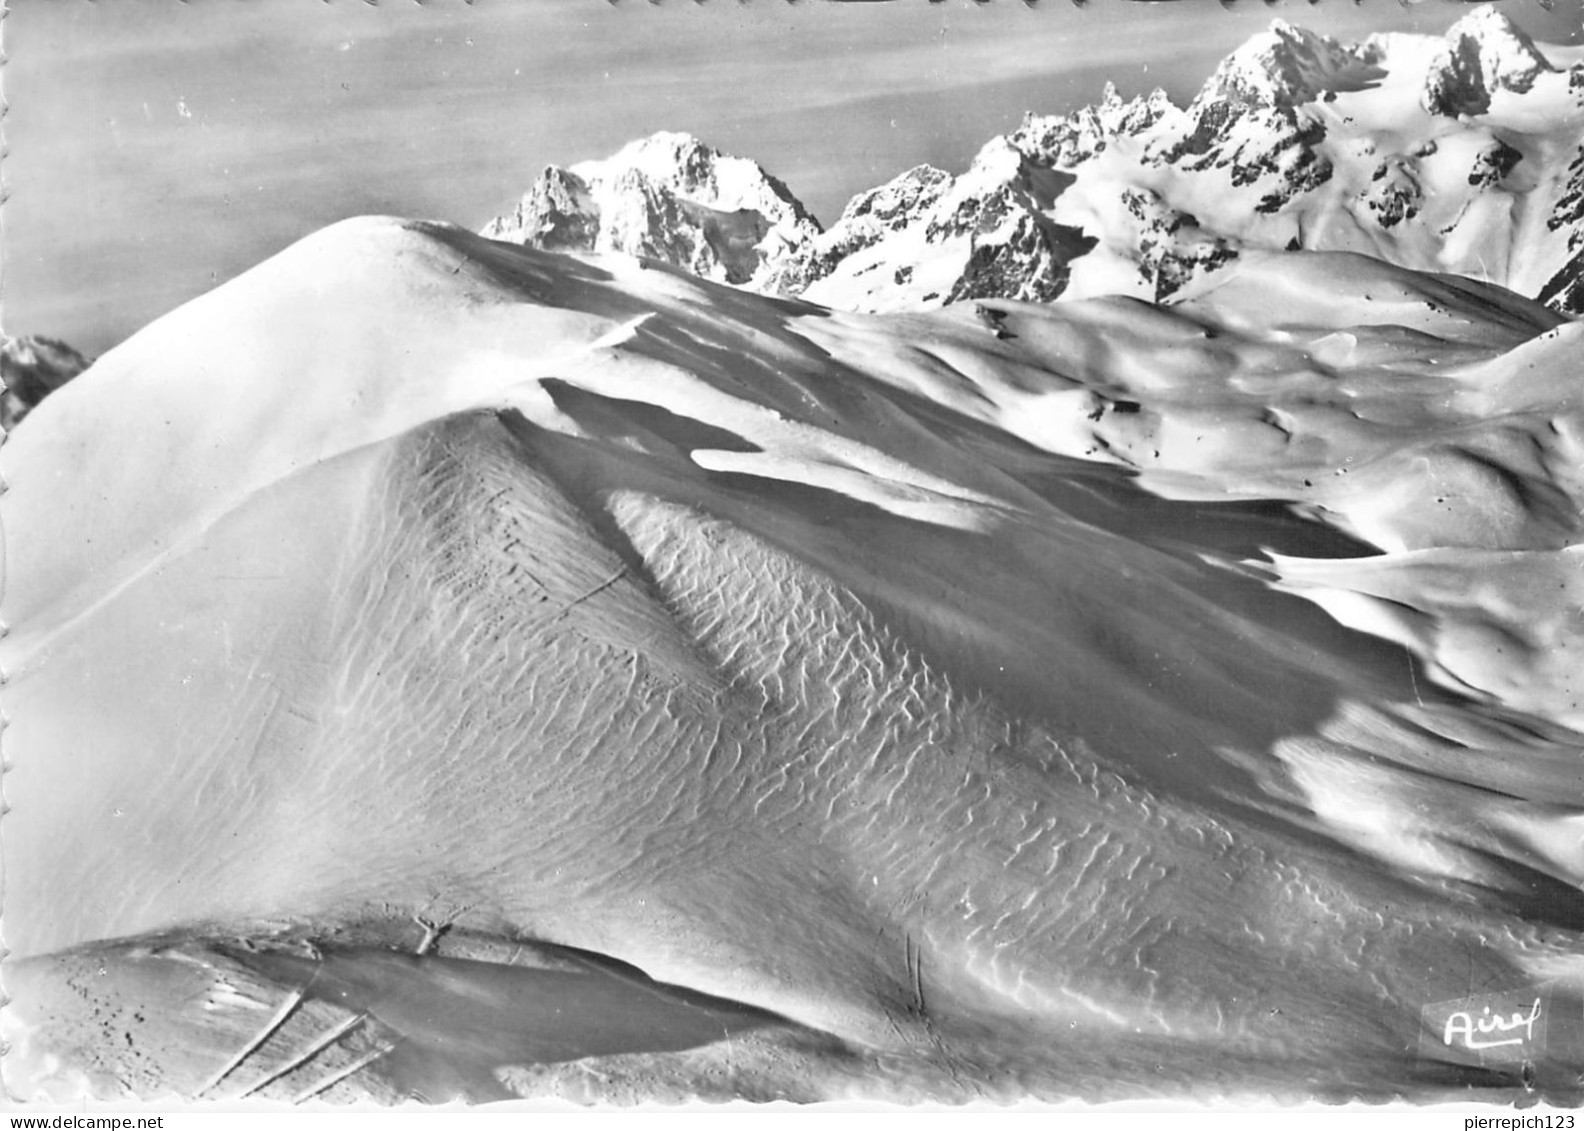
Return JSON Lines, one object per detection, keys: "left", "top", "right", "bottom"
{"left": 481, "top": 8, "right": 1584, "bottom": 315}
{"left": 480, "top": 132, "right": 822, "bottom": 293}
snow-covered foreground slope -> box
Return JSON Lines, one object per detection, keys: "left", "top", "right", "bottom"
{"left": 5, "top": 217, "right": 1584, "bottom": 1103}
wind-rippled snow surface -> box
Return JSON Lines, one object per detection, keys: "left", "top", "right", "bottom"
{"left": 4, "top": 218, "right": 1583, "bottom": 1104}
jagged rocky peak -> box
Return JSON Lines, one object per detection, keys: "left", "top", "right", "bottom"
{"left": 480, "top": 165, "right": 597, "bottom": 250}
{"left": 481, "top": 131, "right": 822, "bottom": 291}
{"left": 1097, "top": 84, "right": 1177, "bottom": 137}
{"left": 1146, "top": 94, "right": 1332, "bottom": 217}
{"left": 1010, "top": 107, "right": 1104, "bottom": 170}
{"left": 944, "top": 207, "right": 1095, "bottom": 306}
{"left": 838, "top": 164, "right": 954, "bottom": 230}
{"left": 480, "top": 15, "right": 1584, "bottom": 319}
{"left": 1011, "top": 84, "right": 1177, "bottom": 170}
{"left": 909, "top": 138, "right": 1095, "bottom": 304}
{"left": 1194, "top": 20, "right": 1371, "bottom": 109}
{"left": 757, "top": 164, "right": 955, "bottom": 295}
{"left": 1423, "top": 6, "right": 1556, "bottom": 117}
{"left": 925, "top": 136, "right": 1074, "bottom": 242}
{"left": 2, "top": 334, "right": 93, "bottom": 431}
{"left": 1145, "top": 19, "right": 1359, "bottom": 213}
{"left": 792, "top": 135, "right": 1095, "bottom": 313}
{"left": 611, "top": 132, "right": 816, "bottom": 224}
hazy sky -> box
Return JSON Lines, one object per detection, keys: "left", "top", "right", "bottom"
{"left": 7, "top": 0, "right": 1582, "bottom": 354}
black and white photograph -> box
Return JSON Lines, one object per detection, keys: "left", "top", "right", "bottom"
{"left": 4, "top": 0, "right": 1584, "bottom": 1113}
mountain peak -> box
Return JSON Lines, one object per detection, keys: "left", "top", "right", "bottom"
{"left": 590, "top": 130, "right": 815, "bottom": 222}
{"left": 623, "top": 129, "right": 705, "bottom": 153}
{"left": 1194, "top": 20, "right": 1363, "bottom": 108}
{"left": 1423, "top": 5, "right": 1554, "bottom": 116}
{"left": 1448, "top": 5, "right": 1548, "bottom": 56}
{"left": 481, "top": 131, "right": 821, "bottom": 291}
{"left": 608, "top": 131, "right": 722, "bottom": 190}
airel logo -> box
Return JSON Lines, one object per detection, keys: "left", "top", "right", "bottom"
{"left": 1421, "top": 988, "right": 1551, "bottom": 1067}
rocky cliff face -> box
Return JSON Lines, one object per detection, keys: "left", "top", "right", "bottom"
{"left": 482, "top": 8, "right": 1584, "bottom": 317}
{"left": 1536, "top": 143, "right": 1584, "bottom": 314}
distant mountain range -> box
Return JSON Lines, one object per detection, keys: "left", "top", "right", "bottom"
{"left": 11, "top": 9, "right": 1581, "bottom": 432}
{"left": 483, "top": 8, "right": 1584, "bottom": 316}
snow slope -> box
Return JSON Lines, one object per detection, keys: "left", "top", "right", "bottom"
{"left": 5, "top": 217, "right": 1584, "bottom": 1103}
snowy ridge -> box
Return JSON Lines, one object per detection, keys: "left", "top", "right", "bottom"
{"left": 10, "top": 216, "right": 1584, "bottom": 1100}
{"left": 481, "top": 7, "right": 1584, "bottom": 316}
